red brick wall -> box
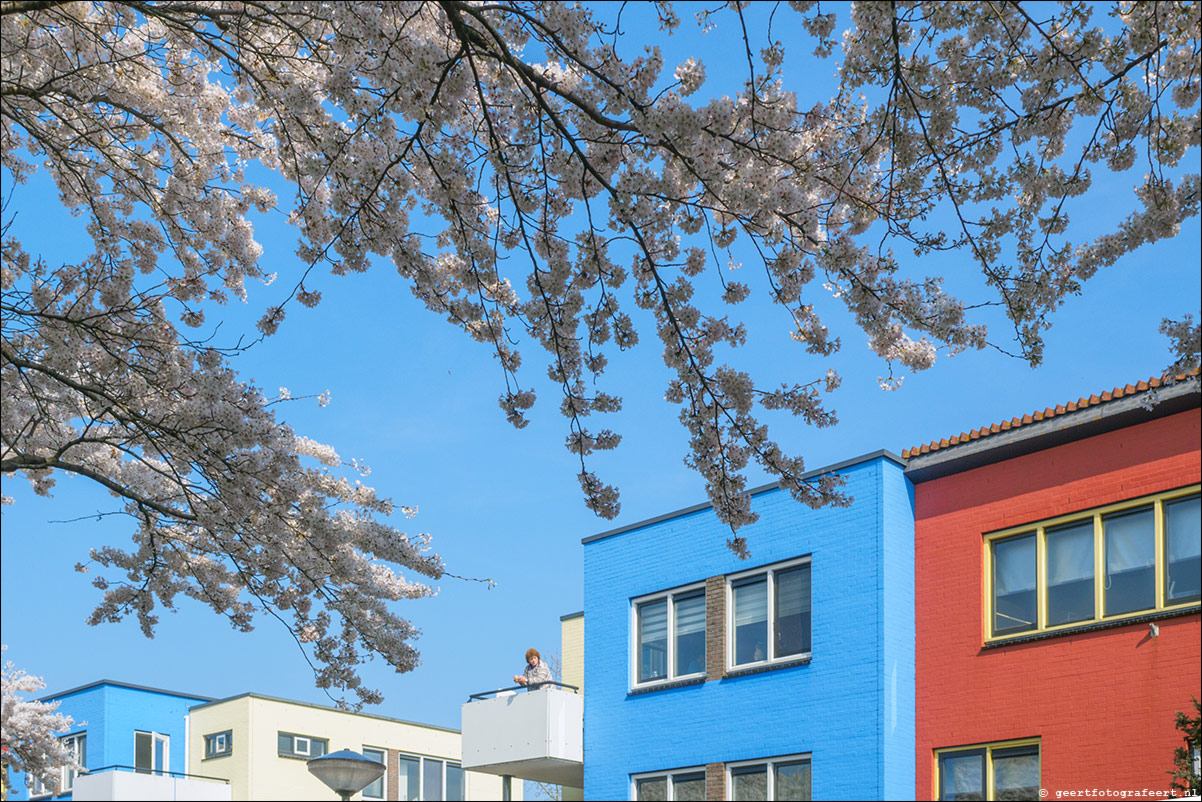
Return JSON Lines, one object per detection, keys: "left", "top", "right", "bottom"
{"left": 914, "top": 409, "right": 1202, "bottom": 799}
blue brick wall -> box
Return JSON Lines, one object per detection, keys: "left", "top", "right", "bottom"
{"left": 582, "top": 455, "right": 915, "bottom": 801}
{"left": 880, "top": 463, "right": 916, "bottom": 801}
{"left": 6, "top": 682, "right": 208, "bottom": 800}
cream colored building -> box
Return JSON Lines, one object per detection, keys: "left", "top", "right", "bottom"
{"left": 559, "top": 611, "right": 584, "bottom": 802}
{"left": 187, "top": 693, "right": 517, "bottom": 801}
{"left": 559, "top": 611, "right": 583, "bottom": 695}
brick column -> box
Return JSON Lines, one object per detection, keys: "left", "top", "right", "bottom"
{"left": 705, "top": 575, "right": 725, "bottom": 681}
{"left": 706, "top": 762, "right": 726, "bottom": 801}
{"left": 386, "top": 749, "right": 400, "bottom": 801}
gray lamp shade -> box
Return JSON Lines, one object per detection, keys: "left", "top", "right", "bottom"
{"left": 308, "top": 749, "right": 387, "bottom": 797}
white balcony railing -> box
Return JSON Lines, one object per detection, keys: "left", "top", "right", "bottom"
{"left": 461, "top": 684, "right": 583, "bottom": 787}
{"left": 71, "top": 766, "right": 231, "bottom": 801}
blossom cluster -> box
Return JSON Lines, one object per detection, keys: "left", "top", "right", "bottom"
{"left": 1, "top": 650, "right": 79, "bottom": 792}
{"left": 2, "top": 246, "right": 442, "bottom": 707}
{"left": 1, "top": 1, "right": 1197, "bottom": 697}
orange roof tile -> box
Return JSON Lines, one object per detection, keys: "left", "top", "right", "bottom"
{"left": 901, "top": 370, "right": 1200, "bottom": 459}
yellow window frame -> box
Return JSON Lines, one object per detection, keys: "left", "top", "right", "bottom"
{"left": 983, "top": 485, "right": 1201, "bottom": 642}
{"left": 934, "top": 737, "right": 1040, "bottom": 802}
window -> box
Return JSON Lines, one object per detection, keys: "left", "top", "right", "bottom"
{"left": 1166, "top": 494, "right": 1202, "bottom": 605}
{"left": 394, "top": 753, "right": 464, "bottom": 801}
{"left": 936, "top": 739, "right": 1040, "bottom": 801}
{"left": 424, "top": 759, "right": 443, "bottom": 801}
{"left": 446, "top": 763, "right": 464, "bottom": 802}
{"left": 986, "top": 487, "right": 1201, "bottom": 640}
{"left": 134, "top": 731, "right": 168, "bottom": 775}
{"left": 631, "top": 767, "right": 706, "bottom": 801}
{"left": 726, "top": 755, "right": 811, "bottom": 801}
{"left": 63, "top": 732, "right": 86, "bottom": 791}
{"left": 31, "top": 732, "right": 86, "bottom": 797}
{"left": 632, "top": 583, "right": 706, "bottom": 686}
{"left": 398, "top": 755, "right": 421, "bottom": 801}
{"left": 204, "top": 730, "right": 233, "bottom": 759}
{"left": 728, "top": 557, "right": 811, "bottom": 668}
{"left": 277, "top": 731, "right": 329, "bottom": 759}
{"left": 362, "top": 747, "right": 386, "bottom": 800}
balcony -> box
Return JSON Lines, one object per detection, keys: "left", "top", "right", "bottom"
{"left": 460, "top": 683, "right": 582, "bottom": 787}
{"left": 71, "top": 766, "right": 230, "bottom": 801}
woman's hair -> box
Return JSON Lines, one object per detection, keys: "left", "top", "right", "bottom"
{"left": 525, "top": 647, "right": 541, "bottom": 664}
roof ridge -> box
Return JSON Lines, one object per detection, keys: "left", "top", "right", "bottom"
{"left": 901, "top": 369, "right": 1200, "bottom": 459}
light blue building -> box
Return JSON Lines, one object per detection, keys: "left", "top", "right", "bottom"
{"left": 7, "top": 680, "right": 214, "bottom": 800}
{"left": 581, "top": 451, "right": 915, "bottom": 801}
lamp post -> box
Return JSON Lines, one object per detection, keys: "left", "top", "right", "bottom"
{"left": 307, "top": 750, "right": 386, "bottom": 802}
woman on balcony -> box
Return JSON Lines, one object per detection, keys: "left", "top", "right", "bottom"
{"left": 513, "top": 648, "right": 553, "bottom": 690}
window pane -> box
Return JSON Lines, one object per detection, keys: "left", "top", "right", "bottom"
{"left": 775, "top": 760, "right": 811, "bottom": 801}
{"left": 278, "top": 733, "right": 291, "bottom": 754}
{"left": 993, "top": 534, "right": 1037, "bottom": 635}
{"left": 1104, "top": 506, "right": 1155, "bottom": 615}
{"left": 993, "top": 748, "right": 1039, "bottom": 801}
{"left": 940, "top": 752, "right": 984, "bottom": 801}
{"left": 731, "top": 764, "right": 767, "bottom": 801}
{"left": 636, "top": 777, "right": 667, "bottom": 801}
{"left": 312, "top": 739, "right": 327, "bottom": 757}
{"left": 64, "top": 734, "right": 85, "bottom": 790}
{"left": 446, "top": 764, "right": 465, "bottom": 802}
{"left": 363, "top": 749, "right": 386, "bottom": 799}
{"left": 154, "top": 734, "right": 167, "bottom": 774}
{"left": 424, "top": 758, "right": 443, "bottom": 801}
{"left": 1166, "top": 495, "right": 1201, "bottom": 605}
{"left": 638, "top": 599, "right": 668, "bottom": 682}
{"left": 209, "top": 732, "right": 230, "bottom": 756}
{"left": 399, "top": 756, "right": 420, "bottom": 802}
{"left": 733, "top": 576, "right": 768, "bottom": 665}
{"left": 135, "top": 731, "right": 152, "bottom": 774}
{"left": 674, "top": 591, "right": 706, "bottom": 676}
{"left": 775, "top": 564, "right": 812, "bottom": 658}
{"left": 673, "top": 772, "right": 705, "bottom": 801}
{"left": 1046, "top": 520, "right": 1094, "bottom": 625}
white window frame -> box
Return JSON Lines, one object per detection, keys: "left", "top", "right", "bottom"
{"left": 134, "top": 730, "right": 169, "bottom": 776}
{"left": 726, "top": 753, "right": 812, "bottom": 801}
{"left": 629, "top": 766, "right": 707, "bottom": 800}
{"left": 278, "top": 731, "right": 328, "bottom": 759}
{"left": 63, "top": 732, "right": 86, "bottom": 791}
{"left": 726, "top": 555, "right": 813, "bottom": 670}
{"left": 444, "top": 760, "right": 465, "bottom": 801}
{"left": 362, "top": 746, "right": 387, "bottom": 800}
{"left": 204, "top": 730, "right": 232, "bottom": 759}
{"left": 395, "top": 751, "right": 466, "bottom": 801}
{"left": 30, "top": 732, "right": 86, "bottom": 797}
{"left": 629, "top": 581, "right": 707, "bottom": 689}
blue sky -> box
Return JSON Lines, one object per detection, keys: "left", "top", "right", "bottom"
{"left": 2, "top": 3, "right": 1199, "bottom": 736}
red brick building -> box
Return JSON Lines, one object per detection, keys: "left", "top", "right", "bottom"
{"left": 906, "top": 375, "right": 1201, "bottom": 800}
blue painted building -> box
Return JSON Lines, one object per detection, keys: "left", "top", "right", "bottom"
{"left": 581, "top": 451, "right": 915, "bottom": 801}
{"left": 7, "top": 680, "right": 213, "bottom": 800}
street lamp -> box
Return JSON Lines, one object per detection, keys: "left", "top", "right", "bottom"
{"left": 307, "top": 749, "right": 386, "bottom": 802}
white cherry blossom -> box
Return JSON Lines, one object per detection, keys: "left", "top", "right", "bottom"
{"left": 1, "top": 1, "right": 1197, "bottom": 700}
{"left": 1, "top": 650, "right": 79, "bottom": 793}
